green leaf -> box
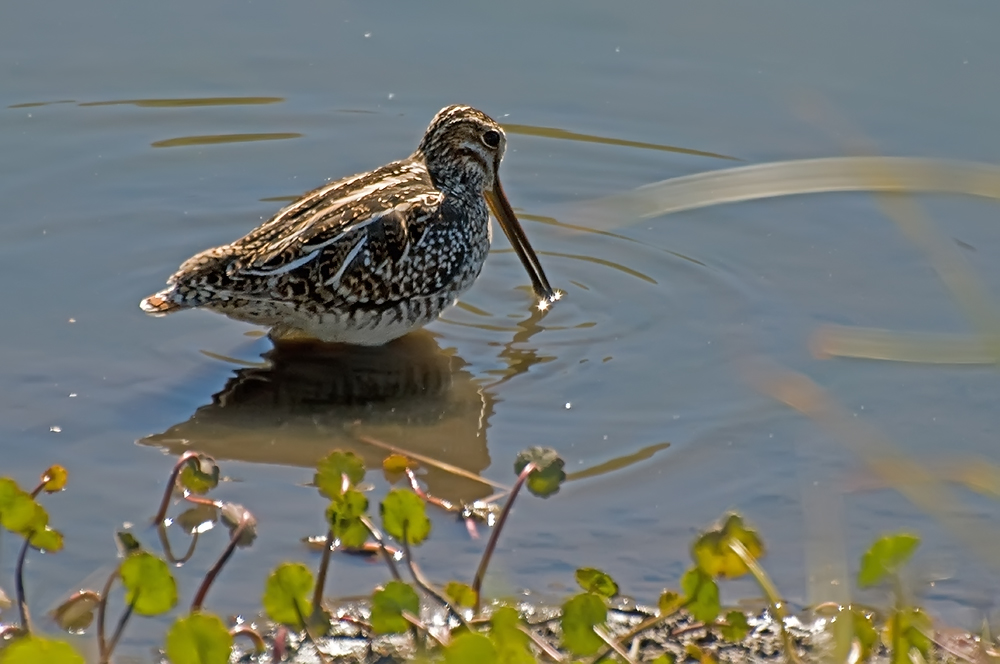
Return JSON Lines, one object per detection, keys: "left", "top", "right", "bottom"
{"left": 40, "top": 465, "right": 68, "bottom": 493}
{"left": 691, "top": 513, "right": 765, "bottom": 579}
{"left": 444, "top": 632, "right": 498, "bottom": 664}
{"left": 0, "top": 635, "right": 85, "bottom": 664}
{"left": 890, "top": 607, "right": 933, "bottom": 663}
{"left": 651, "top": 655, "right": 676, "bottom": 664}
{"left": 575, "top": 567, "right": 619, "bottom": 598}
{"left": 380, "top": 489, "right": 431, "bottom": 545}
{"left": 850, "top": 608, "right": 878, "bottom": 661}
{"left": 115, "top": 530, "right": 144, "bottom": 555}
{"left": 444, "top": 581, "right": 478, "bottom": 609}
{"left": 262, "top": 563, "right": 314, "bottom": 628}
{"left": 719, "top": 610, "right": 750, "bottom": 642}
{"left": 514, "top": 447, "right": 566, "bottom": 498}
{"left": 681, "top": 568, "right": 720, "bottom": 623}
{"left": 314, "top": 450, "right": 366, "bottom": 498}
{"left": 50, "top": 590, "right": 100, "bottom": 633}
{"left": 326, "top": 489, "right": 369, "bottom": 548}
{"left": 489, "top": 606, "right": 534, "bottom": 664}
{"left": 165, "top": 612, "right": 234, "bottom": 664}
{"left": 370, "top": 580, "right": 420, "bottom": 634}
{"left": 858, "top": 533, "right": 920, "bottom": 588}
{"left": 382, "top": 454, "right": 412, "bottom": 475}
{"left": 29, "top": 526, "right": 64, "bottom": 552}
{"left": 658, "top": 590, "right": 683, "bottom": 616}
{"left": 560, "top": 592, "right": 607, "bottom": 656}
{"left": 178, "top": 454, "right": 220, "bottom": 495}
{"left": 120, "top": 551, "right": 178, "bottom": 616}
{"left": 0, "top": 479, "right": 47, "bottom": 535}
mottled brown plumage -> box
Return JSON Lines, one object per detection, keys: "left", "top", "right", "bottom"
{"left": 140, "top": 105, "right": 556, "bottom": 345}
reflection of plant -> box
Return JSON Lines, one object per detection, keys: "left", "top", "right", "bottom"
{"left": 0, "top": 452, "right": 982, "bottom": 663}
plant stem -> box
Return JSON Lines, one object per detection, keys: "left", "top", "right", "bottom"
{"left": 472, "top": 462, "right": 536, "bottom": 613}
{"left": 15, "top": 535, "right": 33, "bottom": 633}
{"left": 292, "top": 595, "right": 332, "bottom": 664}
{"left": 190, "top": 514, "right": 248, "bottom": 611}
{"left": 157, "top": 521, "right": 199, "bottom": 565}
{"left": 311, "top": 527, "right": 335, "bottom": 617}
{"left": 96, "top": 566, "right": 121, "bottom": 663}
{"left": 729, "top": 540, "right": 805, "bottom": 664}
{"left": 594, "top": 625, "right": 638, "bottom": 664}
{"left": 230, "top": 625, "right": 267, "bottom": 654}
{"left": 153, "top": 451, "right": 199, "bottom": 524}
{"left": 403, "top": 610, "right": 446, "bottom": 649}
{"left": 401, "top": 522, "right": 467, "bottom": 627}
{"left": 360, "top": 516, "right": 401, "bottom": 581}
{"left": 105, "top": 598, "right": 136, "bottom": 660}
{"left": 519, "top": 624, "right": 566, "bottom": 662}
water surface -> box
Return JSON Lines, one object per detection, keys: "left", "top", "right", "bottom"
{"left": 4, "top": 1, "right": 1000, "bottom": 657}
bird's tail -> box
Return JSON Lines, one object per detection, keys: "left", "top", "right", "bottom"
{"left": 139, "top": 288, "right": 186, "bottom": 316}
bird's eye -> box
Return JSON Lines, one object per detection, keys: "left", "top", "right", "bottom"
{"left": 481, "top": 130, "right": 501, "bottom": 149}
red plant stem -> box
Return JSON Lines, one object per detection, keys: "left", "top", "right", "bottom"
{"left": 96, "top": 566, "right": 121, "bottom": 662}
{"left": 312, "top": 528, "right": 336, "bottom": 614}
{"left": 29, "top": 481, "right": 45, "bottom": 499}
{"left": 472, "top": 462, "right": 535, "bottom": 613}
{"left": 15, "top": 536, "right": 33, "bottom": 633}
{"left": 157, "top": 522, "right": 199, "bottom": 565}
{"left": 405, "top": 468, "right": 454, "bottom": 512}
{"left": 230, "top": 625, "right": 267, "bottom": 654}
{"left": 105, "top": 598, "right": 136, "bottom": 660}
{"left": 154, "top": 451, "right": 199, "bottom": 524}
{"left": 191, "top": 514, "right": 248, "bottom": 611}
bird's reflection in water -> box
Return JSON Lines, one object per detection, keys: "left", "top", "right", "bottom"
{"left": 140, "top": 331, "right": 495, "bottom": 503}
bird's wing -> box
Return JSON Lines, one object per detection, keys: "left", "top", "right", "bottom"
{"left": 229, "top": 160, "right": 435, "bottom": 275}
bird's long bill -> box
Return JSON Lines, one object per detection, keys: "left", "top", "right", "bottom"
{"left": 485, "top": 179, "right": 556, "bottom": 303}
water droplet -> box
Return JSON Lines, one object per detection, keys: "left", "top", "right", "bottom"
{"left": 565, "top": 402, "right": 571, "bottom": 410}
{"left": 50, "top": 426, "right": 62, "bottom": 433}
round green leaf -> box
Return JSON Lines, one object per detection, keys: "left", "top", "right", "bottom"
{"left": 50, "top": 590, "right": 100, "bottom": 633}
{"left": 380, "top": 489, "right": 431, "bottom": 545}
{"left": 691, "top": 513, "right": 765, "bottom": 579}
{"left": 165, "top": 611, "right": 234, "bottom": 664}
{"left": 560, "top": 592, "right": 607, "bottom": 656}
{"left": 489, "top": 606, "right": 533, "bottom": 663}
{"left": 120, "top": 551, "right": 178, "bottom": 616}
{"left": 444, "top": 632, "right": 497, "bottom": 664}
{"left": 40, "top": 465, "right": 68, "bottom": 493}
{"left": 262, "top": 563, "right": 313, "bottom": 628}
{"left": 370, "top": 580, "right": 419, "bottom": 634}
{"left": 681, "top": 568, "right": 720, "bottom": 623}
{"left": 857, "top": 532, "right": 920, "bottom": 588}
{"left": 514, "top": 447, "right": 566, "bottom": 498}
{"left": 575, "top": 567, "right": 619, "bottom": 598}
{"left": 0, "top": 479, "right": 47, "bottom": 536}
{"left": 719, "top": 610, "right": 750, "bottom": 642}
{"left": 314, "top": 450, "right": 366, "bottom": 498}
{"left": 326, "top": 489, "right": 370, "bottom": 548}
{"left": 0, "top": 635, "right": 85, "bottom": 664}
{"left": 443, "top": 581, "right": 477, "bottom": 609}
{"left": 658, "top": 590, "right": 683, "bottom": 616}
{"left": 178, "top": 454, "right": 220, "bottom": 495}
{"left": 29, "top": 526, "right": 64, "bottom": 552}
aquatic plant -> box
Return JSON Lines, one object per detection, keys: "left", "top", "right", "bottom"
{"left": 0, "top": 450, "right": 992, "bottom": 663}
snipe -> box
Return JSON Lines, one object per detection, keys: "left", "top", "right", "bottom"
{"left": 140, "top": 105, "right": 557, "bottom": 345}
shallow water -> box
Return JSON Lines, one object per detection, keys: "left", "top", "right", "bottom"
{"left": 4, "top": 0, "right": 1000, "bottom": 657}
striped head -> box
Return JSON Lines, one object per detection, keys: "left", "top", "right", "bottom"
{"left": 415, "top": 105, "right": 507, "bottom": 197}
{"left": 416, "top": 105, "right": 556, "bottom": 303}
